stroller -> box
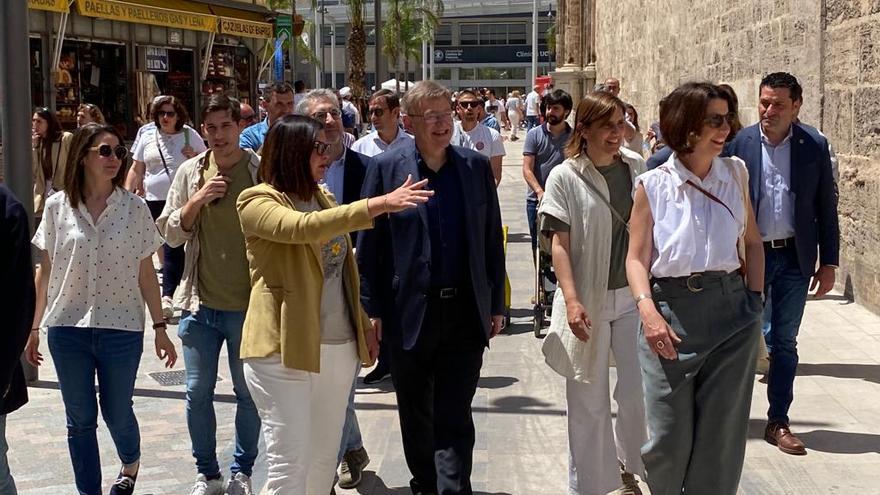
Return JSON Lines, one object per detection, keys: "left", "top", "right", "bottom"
{"left": 532, "top": 233, "right": 557, "bottom": 338}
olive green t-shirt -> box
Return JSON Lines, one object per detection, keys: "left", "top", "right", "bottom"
{"left": 197, "top": 152, "right": 254, "bottom": 311}
{"left": 596, "top": 159, "right": 633, "bottom": 290}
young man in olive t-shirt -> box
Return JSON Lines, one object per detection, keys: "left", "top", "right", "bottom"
{"left": 156, "top": 95, "right": 261, "bottom": 495}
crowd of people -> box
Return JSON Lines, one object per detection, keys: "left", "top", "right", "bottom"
{"left": 0, "top": 70, "right": 839, "bottom": 495}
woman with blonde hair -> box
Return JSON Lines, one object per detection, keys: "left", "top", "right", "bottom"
{"left": 626, "top": 82, "right": 765, "bottom": 494}
{"left": 538, "top": 91, "right": 647, "bottom": 494}
{"left": 236, "top": 115, "right": 431, "bottom": 494}
{"left": 506, "top": 90, "right": 524, "bottom": 140}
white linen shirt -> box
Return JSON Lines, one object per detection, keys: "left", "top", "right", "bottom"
{"left": 32, "top": 188, "right": 164, "bottom": 331}
{"left": 350, "top": 128, "right": 414, "bottom": 157}
{"left": 638, "top": 154, "right": 748, "bottom": 278}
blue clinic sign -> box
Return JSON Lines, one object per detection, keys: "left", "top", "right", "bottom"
{"left": 433, "top": 45, "right": 551, "bottom": 64}
{"left": 145, "top": 47, "right": 168, "bottom": 72}
{"left": 274, "top": 38, "right": 284, "bottom": 81}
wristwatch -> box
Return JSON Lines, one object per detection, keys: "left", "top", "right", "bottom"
{"left": 152, "top": 321, "right": 168, "bottom": 330}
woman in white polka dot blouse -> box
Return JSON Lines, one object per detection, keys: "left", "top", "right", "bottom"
{"left": 24, "top": 123, "right": 178, "bottom": 495}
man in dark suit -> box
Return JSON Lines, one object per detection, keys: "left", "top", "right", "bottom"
{"left": 726, "top": 72, "right": 839, "bottom": 456}
{"left": 0, "top": 185, "right": 36, "bottom": 493}
{"left": 296, "top": 88, "right": 375, "bottom": 489}
{"left": 357, "top": 80, "right": 506, "bottom": 495}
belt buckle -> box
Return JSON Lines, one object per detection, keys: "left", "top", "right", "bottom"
{"left": 771, "top": 238, "right": 785, "bottom": 249}
{"left": 686, "top": 273, "right": 704, "bottom": 293}
{"left": 439, "top": 288, "right": 456, "bottom": 299}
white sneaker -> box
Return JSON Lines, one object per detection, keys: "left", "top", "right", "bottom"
{"left": 189, "top": 473, "right": 225, "bottom": 495}
{"left": 161, "top": 295, "right": 175, "bottom": 320}
{"left": 226, "top": 472, "right": 253, "bottom": 495}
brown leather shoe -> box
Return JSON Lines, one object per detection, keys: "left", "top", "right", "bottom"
{"left": 765, "top": 422, "right": 807, "bottom": 455}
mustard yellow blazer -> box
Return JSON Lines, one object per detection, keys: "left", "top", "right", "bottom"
{"left": 236, "top": 183, "right": 375, "bottom": 373}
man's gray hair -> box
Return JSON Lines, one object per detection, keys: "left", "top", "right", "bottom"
{"left": 400, "top": 80, "right": 452, "bottom": 115}
{"left": 294, "top": 88, "right": 340, "bottom": 115}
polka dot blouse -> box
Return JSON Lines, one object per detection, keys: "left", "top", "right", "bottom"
{"left": 32, "top": 188, "right": 164, "bottom": 332}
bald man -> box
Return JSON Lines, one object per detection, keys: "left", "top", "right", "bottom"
{"left": 604, "top": 78, "right": 621, "bottom": 96}
{"left": 239, "top": 103, "right": 257, "bottom": 128}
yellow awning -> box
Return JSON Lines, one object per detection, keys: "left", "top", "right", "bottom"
{"left": 210, "top": 5, "right": 273, "bottom": 39}
{"left": 28, "top": 0, "right": 70, "bottom": 13}
{"left": 74, "top": 0, "right": 218, "bottom": 32}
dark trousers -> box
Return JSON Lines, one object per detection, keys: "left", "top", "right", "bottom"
{"left": 763, "top": 245, "right": 811, "bottom": 424}
{"left": 147, "top": 200, "right": 185, "bottom": 298}
{"left": 390, "top": 294, "right": 485, "bottom": 495}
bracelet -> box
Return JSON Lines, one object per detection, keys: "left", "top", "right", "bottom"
{"left": 634, "top": 293, "right": 653, "bottom": 303}
{"left": 152, "top": 321, "right": 168, "bottom": 330}
{"left": 383, "top": 194, "right": 389, "bottom": 213}
{"left": 31, "top": 328, "right": 40, "bottom": 333}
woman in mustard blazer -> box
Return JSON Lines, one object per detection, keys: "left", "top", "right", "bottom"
{"left": 236, "top": 115, "right": 431, "bottom": 495}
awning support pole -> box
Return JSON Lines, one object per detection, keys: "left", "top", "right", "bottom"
{"left": 51, "top": 3, "right": 74, "bottom": 78}
{"left": 202, "top": 31, "right": 216, "bottom": 83}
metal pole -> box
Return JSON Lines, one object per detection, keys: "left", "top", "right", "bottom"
{"left": 421, "top": 22, "right": 428, "bottom": 81}
{"left": 320, "top": 3, "right": 326, "bottom": 87}
{"left": 313, "top": 4, "right": 321, "bottom": 87}
{"left": 330, "top": 22, "right": 336, "bottom": 88}
{"left": 429, "top": 41, "right": 435, "bottom": 79}
{"left": 290, "top": 5, "right": 296, "bottom": 83}
{"left": 1, "top": 0, "right": 38, "bottom": 383}
{"left": 374, "top": 0, "right": 385, "bottom": 89}
{"left": 531, "top": 0, "right": 538, "bottom": 85}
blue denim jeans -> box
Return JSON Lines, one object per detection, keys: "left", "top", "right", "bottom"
{"left": 0, "top": 414, "right": 16, "bottom": 495}
{"left": 48, "top": 327, "right": 143, "bottom": 495}
{"left": 525, "top": 115, "right": 540, "bottom": 130}
{"left": 178, "top": 306, "right": 260, "bottom": 477}
{"left": 337, "top": 365, "right": 364, "bottom": 463}
{"left": 762, "top": 246, "right": 811, "bottom": 424}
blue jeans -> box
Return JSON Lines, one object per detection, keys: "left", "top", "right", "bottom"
{"left": 48, "top": 327, "right": 143, "bottom": 495}
{"left": 763, "top": 246, "right": 811, "bottom": 424}
{"left": 337, "top": 365, "right": 364, "bottom": 463}
{"left": 525, "top": 115, "right": 540, "bottom": 130}
{"left": 0, "top": 414, "right": 16, "bottom": 495}
{"left": 178, "top": 306, "right": 260, "bottom": 477}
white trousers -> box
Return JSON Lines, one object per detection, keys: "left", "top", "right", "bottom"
{"left": 567, "top": 287, "right": 647, "bottom": 495}
{"left": 243, "top": 342, "right": 359, "bottom": 495}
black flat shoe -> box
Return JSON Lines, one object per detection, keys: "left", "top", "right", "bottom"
{"left": 109, "top": 468, "right": 138, "bottom": 495}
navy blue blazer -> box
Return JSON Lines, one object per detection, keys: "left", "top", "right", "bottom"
{"left": 356, "top": 145, "right": 506, "bottom": 349}
{"left": 726, "top": 123, "right": 839, "bottom": 277}
{"left": 0, "top": 185, "right": 35, "bottom": 415}
{"left": 332, "top": 149, "right": 372, "bottom": 244}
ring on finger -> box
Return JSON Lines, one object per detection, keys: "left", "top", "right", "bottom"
{"left": 655, "top": 340, "right": 665, "bottom": 350}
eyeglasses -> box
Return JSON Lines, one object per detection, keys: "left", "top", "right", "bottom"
{"left": 368, "top": 108, "right": 386, "bottom": 117}
{"left": 89, "top": 144, "right": 128, "bottom": 160}
{"left": 704, "top": 112, "right": 737, "bottom": 129}
{"left": 458, "top": 101, "right": 484, "bottom": 109}
{"left": 311, "top": 108, "right": 342, "bottom": 122}
{"left": 408, "top": 112, "right": 455, "bottom": 126}
{"left": 313, "top": 141, "right": 331, "bottom": 156}
{"left": 158, "top": 110, "right": 177, "bottom": 118}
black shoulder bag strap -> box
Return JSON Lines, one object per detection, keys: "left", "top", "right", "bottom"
{"left": 155, "top": 131, "right": 172, "bottom": 178}
{"left": 567, "top": 162, "right": 630, "bottom": 232}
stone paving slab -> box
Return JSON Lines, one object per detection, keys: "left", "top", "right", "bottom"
{"left": 6, "top": 137, "right": 880, "bottom": 494}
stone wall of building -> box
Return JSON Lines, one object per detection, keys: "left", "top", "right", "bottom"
{"left": 592, "top": 0, "right": 880, "bottom": 311}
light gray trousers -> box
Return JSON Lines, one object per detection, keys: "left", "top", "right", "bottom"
{"left": 639, "top": 272, "right": 762, "bottom": 495}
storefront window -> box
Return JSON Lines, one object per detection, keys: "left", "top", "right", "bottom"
{"left": 509, "top": 23, "right": 527, "bottom": 44}
{"left": 55, "top": 41, "right": 129, "bottom": 134}
{"left": 460, "top": 23, "right": 529, "bottom": 46}
{"left": 141, "top": 47, "right": 196, "bottom": 121}
{"left": 203, "top": 44, "right": 253, "bottom": 106}
{"left": 460, "top": 67, "right": 527, "bottom": 80}
{"left": 434, "top": 68, "right": 452, "bottom": 80}
{"left": 460, "top": 24, "right": 478, "bottom": 45}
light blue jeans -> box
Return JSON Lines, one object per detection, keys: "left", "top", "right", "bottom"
{"left": 338, "top": 364, "right": 363, "bottom": 463}
{"left": 0, "top": 414, "right": 16, "bottom": 495}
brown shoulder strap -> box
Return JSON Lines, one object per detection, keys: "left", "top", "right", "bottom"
{"left": 657, "top": 166, "right": 735, "bottom": 220}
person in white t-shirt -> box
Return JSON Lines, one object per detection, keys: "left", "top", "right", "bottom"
{"left": 451, "top": 89, "right": 505, "bottom": 184}
{"left": 525, "top": 85, "right": 542, "bottom": 130}
{"left": 125, "top": 96, "right": 207, "bottom": 319}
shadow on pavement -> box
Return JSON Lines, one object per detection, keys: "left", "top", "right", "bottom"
{"left": 797, "top": 429, "right": 880, "bottom": 454}
{"left": 478, "top": 376, "right": 519, "bottom": 389}
{"left": 503, "top": 308, "right": 540, "bottom": 336}
{"left": 796, "top": 362, "right": 880, "bottom": 385}
{"left": 29, "top": 379, "right": 238, "bottom": 403}
{"left": 352, "top": 471, "right": 513, "bottom": 494}
{"left": 747, "top": 418, "right": 834, "bottom": 440}
{"left": 505, "top": 232, "right": 532, "bottom": 244}
{"left": 352, "top": 395, "right": 565, "bottom": 416}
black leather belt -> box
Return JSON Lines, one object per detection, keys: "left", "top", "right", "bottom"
{"left": 428, "top": 287, "right": 459, "bottom": 299}
{"left": 764, "top": 237, "right": 795, "bottom": 249}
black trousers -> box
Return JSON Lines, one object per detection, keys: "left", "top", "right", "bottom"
{"left": 390, "top": 294, "right": 486, "bottom": 495}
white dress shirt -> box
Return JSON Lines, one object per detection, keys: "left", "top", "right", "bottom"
{"left": 33, "top": 188, "right": 164, "bottom": 331}
{"left": 638, "top": 155, "right": 748, "bottom": 278}
{"left": 350, "top": 128, "right": 414, "bottom": 157}
{"left": 757, "top": 126, "right": 796, "bottom": 241}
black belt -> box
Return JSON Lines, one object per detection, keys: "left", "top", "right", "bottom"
{"left": 428, "top": 287, "right": 459, "bottom": 299}
{"left": 654, "top": 271, "right": 741, "bottom": 294}
{"left": 764, "top": 237, "right": 795, "bottom": 249}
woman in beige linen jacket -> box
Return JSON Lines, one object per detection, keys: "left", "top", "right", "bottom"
{"left": 538, "top": 92, "right": 647, "bottom": 495}
{"left": 31, "top": 108, "right": 73, "bottom": 220}
{"left": 235, "top": 115, "right": 431, "bottom": 495}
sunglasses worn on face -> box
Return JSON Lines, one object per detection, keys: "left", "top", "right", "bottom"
{"left": 369, "top": 108, "right": 386, "bottom": 117}
{"left": 313, "top": 141, "right": 331, "bottom": 156}
{"left": 458, "top": 101, "right": 483, "bottom": 109}
{"left": 704, "top": 112, "right": 737, "bottom": 128}
{"left": 311, "top": 108, "right": 342, "bottom": 122}
{"left": 90, "top": 144, "right": 128, "bottom": 160}
{"left": 158, "top": 111, "right": 177, "bottom": 118}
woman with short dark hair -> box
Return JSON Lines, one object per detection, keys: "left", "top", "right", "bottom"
{"left": 25, "top": 123, "right": 177, "bottom": 495}
{"left": 625, "top": 82, "right": 765, "bottom": 494}
{"left": 235, "top": 115, "right": 431, "bottom": 494}
{"left": 31, "top": 107, "right": 73, "bottom": 222}
{"left": 125, "top": 95, "right": 207, "bottom": 319}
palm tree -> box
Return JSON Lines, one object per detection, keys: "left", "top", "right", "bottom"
{"left": 343, "top": 0, "right": 368, "bottom": 100}
{"left": 383, "top": 0, "right": 443, "bottom": 92}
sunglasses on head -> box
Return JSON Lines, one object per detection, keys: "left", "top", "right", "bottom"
{"left": 158, "top": 110, "right": 177, "bottom": 118}
{"left": 89, "top": 144, "right": 128, "bottom": 160}
{"left": 704, "top": 112, "right": 737, "bottom": 129}
{"left": 458, "top": 101, "right": 483, "bottom": 109}
{"left": 313, "top": 141, "right": 331, "bottom": 156}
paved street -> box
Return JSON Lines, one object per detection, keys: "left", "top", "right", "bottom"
{"left": 7, "top": 137, "right": 880, "bottom": 494}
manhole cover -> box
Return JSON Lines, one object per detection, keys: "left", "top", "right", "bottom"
{"left": 148, "top": 370, "right": 223, "bottom": 386}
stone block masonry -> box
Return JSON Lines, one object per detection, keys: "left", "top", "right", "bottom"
{"left": 592, "top": 0, "right": 880, "bottom": 311}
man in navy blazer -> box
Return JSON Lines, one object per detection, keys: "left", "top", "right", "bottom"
{"left": 358, "top": 81, "right": 505, "bottom": 495}
{"left": 726, "top": 72, "right": 839, "bottom": 456}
